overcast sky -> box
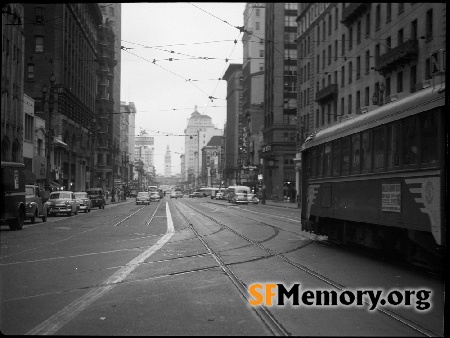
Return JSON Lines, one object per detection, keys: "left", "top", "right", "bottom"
{"left": 120, "top": 2, "right": 246, "bottom": 175}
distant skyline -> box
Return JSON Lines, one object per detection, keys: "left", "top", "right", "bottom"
{"left": 120, "top": 3, "right": 246, "bottom": 175}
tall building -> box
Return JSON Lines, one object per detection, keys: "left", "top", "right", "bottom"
{"left": 183, "top": 106, "right": 223, "bottom": 187}
{"left": 222, "top": 64, "right": 243, "bottom": 186}
{"left": 164, "top": 145, "right": 171, "bottom": 177}
{"left": 261, "top": 3, "right": 298, "bottom": 198}
{"left": 242, "top": 3, "right": 266, "bottom": 191}
{"left": 1, "top": 4, "right": 25, "bottom": 163}
{"left": 201, "top": 136, "right": 223, "bottom": 187}
{"left": 23, "top": 4, "right": 103, "bottom": 192}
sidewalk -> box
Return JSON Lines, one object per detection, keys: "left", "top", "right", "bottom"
{"left": 261, "top": 199, "right": 299, "bottom": 209}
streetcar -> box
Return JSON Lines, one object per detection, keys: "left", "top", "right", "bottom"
{"left": 299, "top": 84, "right": 445, "bottom": 268}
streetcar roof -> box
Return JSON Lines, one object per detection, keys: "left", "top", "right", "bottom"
{"left": 301, "top": 84, "right": 445, "bottom": 151}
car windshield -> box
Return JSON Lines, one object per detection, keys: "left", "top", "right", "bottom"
{"left": 25, "top": 186, "right": 34, "bottom": 196}
{"left": 137, "top": 192, "right": 148, "bottom": 196}
{"left": 50, "top": 193, "right": 72, "bottom": 199}
{"left": 74, "top": 193, "right": 88, "bottom": 199}
{"left": 87, "top": 190, "right": 101, "bottom": 196}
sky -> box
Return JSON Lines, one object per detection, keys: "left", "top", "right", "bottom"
{"left": 120, "top": 2, "right": 246, "bottom": 175}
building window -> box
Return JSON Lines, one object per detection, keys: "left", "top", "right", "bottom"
{"left": 341, "top": 97, "right": 345, "bottom": 116}
{"left": 411, "top": 19, "right": 418, "bottom": 40}
{"left": 348, "top": 61, "right": 352, "bottom": 83}
{"left": 27, "top": 63, "right": 35, "bottom": 79}
{"left": 386, "top": 36, "right": 391, "bottom": 50}
{"left": 397, "top": 71, "right": 403, "bottom": 93}
{"left": 426, "top": 9, "right": 433, "bottom": 40}
{"left": 348, "top": 27, "right": 353, "bottom": 50}
{"left": 256, "top": 22, "right": 260, "bottom": 30}
{"left": 259, "top": 49, "right": 264, "bottom": 57}
{"left": 259, "top": 63, "right": 263, "bottom": 71}
{"left": 365, "top": 12, "right": 371, "bottom": 38}
{"left": 328, "top": 45, "right": 332, "bottom": 65}
{"left": 356, "top": 91, "right": 361, "bottom": 110}
{"left": 317, "top": 25, "right": 320, "bottom": 45}
{"left": 398, "top": 3, "right": 404, "bottom": 15}
{"left": 410, "top": 65, "right": 417, "bottom": 93}
{"left": 316, "top": 109, "right": 319, "bottom": 128}
{"left": 322, "top": 50, "right": 325, "bottom": 69}
{"left": 341, "top": 65, "right": 345, "bottom": 87}
{"left": 35, "top": 7, "right": 44, "bottom": 24}
{"left": 25, "top": 114, "right": 33, "bottom": 141}
{"left": 375, "top": 4, "right": 381, "bottom": 31}
{"left": 256, "top": 8, "right": 260, "bottom": 16}
{"left": 328, "top": 14, "right": 332, "bottom": 35}
{"left": 335, "top": 7, "right": 339, "bottom": 30}
{"left": 35, "top": 36, "right": 44, "bottom": 53}
{"left": 357, "top": 21, "right": 361, "bottom": 45}
{"left": 334, "top": 40, "right": 338, "bottom": 60}
{"left": 365, "top": 86, "right": 370, "bottom": 106}
{"left": 317, "top": 54, "right": 320, "bottom": 72}
{"left": 348, "top": 94, "right": 352, "bottom": 114}
{"left": 356, "top": 56, "right": 361, "bottom": 79}
{"left": 398, "top": 28, "right": 404, "bottom": 45}
{"left": 341, "top": 34, "right": 345, "bottom": 55}
{"left": 365, "top": 50, "right": 370, "bottom": 74}
{"left": 387, "top": 3, "right": 392, "bottom": 23}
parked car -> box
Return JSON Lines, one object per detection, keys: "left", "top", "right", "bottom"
{"left": 170, "top": 191, "right": 178, "bottom": 199}
{"left": 25, "top": 184, "right": 48, "bottom": 223}
{"left": 136, "top": 191, "right": 151, "bottom": 205}
{"left": 231, "top": 192, "right": 248, "bottom": 205}
{"left": 175, "top": 191, "right": 183, "bottom": 198}
{"left": 189, "top": 192, "right": 203, "bottom": 198}
{"left": 247, "top": 193, "right": 260, "bottom": 204}
{"left": 86, "top": 188, "right": 105, "bottom": 209}
{"left": 46, "top": 191, "right": 80, "bottom": 216}
{"left": 150, "top": 192, "right": 160, "bottom": 202}
{"left": 74, "top": 192, "right": 92, "bottom": 213}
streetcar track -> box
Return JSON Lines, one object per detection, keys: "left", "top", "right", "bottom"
{"left": 176, "top": 200, "right": 440, "bottom": 337}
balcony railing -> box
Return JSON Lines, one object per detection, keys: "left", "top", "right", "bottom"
{"left": 375, "top": 39, "right": 418, "bottom": 74}
{"left": 341, "top": 3, "right": 370, "bottom": 27}
{"left": 315, "top": 84, "right": 338, "bottom": 103}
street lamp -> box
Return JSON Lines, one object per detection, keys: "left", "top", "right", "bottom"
{"left": 41, "top": 73, "right": 63, "bottom": 192}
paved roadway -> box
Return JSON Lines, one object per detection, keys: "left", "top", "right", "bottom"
{"left": 0, "top": 196, "right": 444, "bottom": 336}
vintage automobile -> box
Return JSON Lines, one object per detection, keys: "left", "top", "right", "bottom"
{"left": 150, "top": 192, "right": 160, "bottom": 202}
{"left": 231, "top": 192, "right": 249, "bottom": 205}
{"left": 175, "top": 191, "right": 183, "bottom": 198}
{"left": 246, "top": 193, "right": 260, "bottom": 204}
{"left": 74, "top": 192, "right": 92, "bottom": 213}
{"left": 189, "top": 192, "right": 203, "bottom": 198}
{"left": 136, "top": 191, "right": 151, "bottom": 205}
{"left": 170, "top": 191, "right": 178, "bottom": 199}
{"left": 214, "top": 192, "right": 225, "bottom": 200}
{"left": 86, "top": 188, "right": 105, "bottom": 209}
{"left": 46, "top": 191, "right": 80, "bottom": 216}
{"left": 25, "top": 185, "right": 48, "bottom": 223}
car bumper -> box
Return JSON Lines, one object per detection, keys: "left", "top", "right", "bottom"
{"left": 49, "top": 207, "right": 72, "bottom": 212}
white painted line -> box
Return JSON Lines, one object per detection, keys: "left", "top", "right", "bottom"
{"left": 27, "top": 202, "right": 175, "bottom": 335}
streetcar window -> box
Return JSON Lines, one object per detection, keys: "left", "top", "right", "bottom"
{"left": 420, "top": 110, "right": 438, "bottom": 164}
{"left": 341, "top": 136, "right": 350, "bottom": 174}
{"left": 361, "top": 131, "right": 372, "bottom": 171}
{"left": 324, "top": 143, "right": 332, "bottom": 176}
{"left": 351, "top": 133, "right": 361, "bottom": 174}
{"left": 402, "top": 116, "right": 419, "bottom": 166}
{"left": 373, "top": 126, "right": 386, "bottom": 169}
{"left": 387, "top": 123, "right": 400, "bottom": 168}
{"left": 317, "top": 145, "right": 324, "bottom": 177}
{"left": 332, "top": 140, "right": 340, "bottom": 175}
{"left": 310, "top": 148, "right": 317, "bottom": 177}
